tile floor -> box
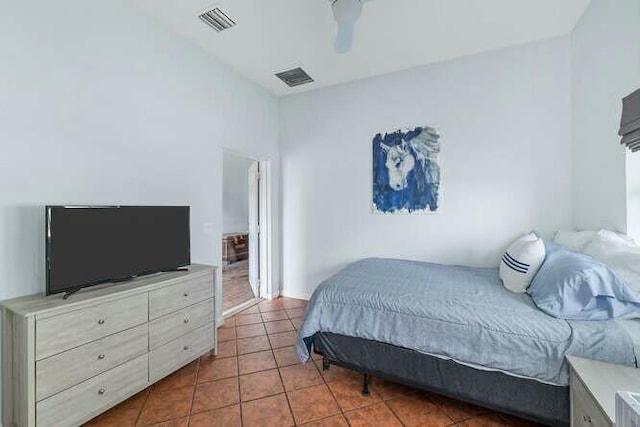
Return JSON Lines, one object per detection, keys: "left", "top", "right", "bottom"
{"left": 222, "top": 260, "right": 256, "bottom": 312}
{"left": 86, "top": 297, "right": 544, "bottom": 426}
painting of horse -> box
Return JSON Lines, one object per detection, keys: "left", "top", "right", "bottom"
{"left": 372, "top": 125, "right": 441, "bottom": 213}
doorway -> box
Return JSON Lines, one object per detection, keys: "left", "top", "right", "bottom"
{"left": 222, "top": 152, "right": 262, "bottom": 315}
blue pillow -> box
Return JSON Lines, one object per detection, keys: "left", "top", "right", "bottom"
{"left": 528, "top": 241, "right": 640, "bottom": 320}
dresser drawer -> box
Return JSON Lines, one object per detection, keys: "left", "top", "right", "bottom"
{"left": 36, "top": 353, "right": 148, "bottom": 427}
{"left": 36, "top": 323, "right": 148, "bottom": 401}
{"left": 571, "top": 374, "right": 611, "bottom": 427}
{"left": 149, "top": 272, "right": 213, "bottom": 320}
{"left": 150, "top": 323, "right": 214, "bottom": 382}
{"left": 35, "top": 294, "right": 148, "bottom": 360}
{"left": 149, "top": 298, "right": 214, "bottom": 349}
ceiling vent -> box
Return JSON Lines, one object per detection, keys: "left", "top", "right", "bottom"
{"left": 275, "top": 67, "right": 314, "bottom": 88}
{"left": 199, "top": 7, "right": 236, "bottom": 32}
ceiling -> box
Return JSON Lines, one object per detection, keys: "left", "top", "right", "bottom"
{"left": 131, "top": 0, "right": 590, "bottom": 97}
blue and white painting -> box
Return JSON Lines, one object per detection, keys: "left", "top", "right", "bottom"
{"left": 372, "top": 125, "right": 441, "bottom": 214}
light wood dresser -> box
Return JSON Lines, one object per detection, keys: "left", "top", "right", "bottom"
{"left": 568, "top": 356, "right": 640, "bottom": 426}
{"left": 1, "top": 264, "right": 216, "bottom": 427}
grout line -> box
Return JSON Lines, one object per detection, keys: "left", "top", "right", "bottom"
{"left": 195, "top": 372, "right": 239, "bottom": 386}
{"left": 258, "top": 307, "right": 297, "bottom": 426}
{"left": 141, "top": 414, "right": 195, "bottom": 426}
{"left": 278, "top": 364, "right": 297, "bottom": 424}
{"left": 189, "top": 402, "right": 242, "bottom": 421}
{"left": 134, "top": 387, "right": 152, "bottom": 425}
{"left": 383, "top": 399, "right": 407, "bottom": 427}
{"left": 236, "top": 347, "right": 244, "bottom": 427}
{"left": 234, "top": 327, "right": 239, "bottom": 360}
{"left": 187, "top": 358, "right": 200, "bottom": 422}
{"left": 323, "top": 366, "right": 350, "bottom": 425}
{"left": 238, "top": 377, "right": 284, "bottom": 403}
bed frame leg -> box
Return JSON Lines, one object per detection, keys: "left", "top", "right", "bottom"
{"left": 361, "top": 373, "right": 370, "bottom": 396}
{"left": 322, "top": 357, "right": 330, "bottom": 371}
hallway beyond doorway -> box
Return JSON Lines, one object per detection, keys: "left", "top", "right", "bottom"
{"left": 222, "top": 259, "right": 256, "bottom": 312}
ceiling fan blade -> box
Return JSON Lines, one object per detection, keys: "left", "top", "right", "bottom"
{"left": 331, "top": 0, "right": 362, "bottom": 54}
{"left": 332, "top": 0, "right": 363, "bottom": 22}
{"left": 334, "top": 22, "right": 354, "bottom": 54}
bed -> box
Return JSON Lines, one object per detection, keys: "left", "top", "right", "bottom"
{"left": 296, "top": 258, "right": 640, "bottom": 426}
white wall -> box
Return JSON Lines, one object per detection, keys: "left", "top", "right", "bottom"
{"left": 279, "top": 37, "right": 573, "bottom": 299}
{"left": 0, "top": 0, "right": 279, "bottom": 417}
{"left": 571, "top": 0, "right": 640, "bottom": 235}
{"left": 223, "top": 153, "right": 256, "bottom": 234}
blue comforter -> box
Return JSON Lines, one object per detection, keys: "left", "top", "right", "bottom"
{"left": 296, "top": 258, "right": 637, "bottom": 386}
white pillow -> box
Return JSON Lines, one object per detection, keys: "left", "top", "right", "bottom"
{"left": 583, "top": 230, "right": 636, "bottom": 258}
{"left": 499, "top": 233, "right": 546, "bottom": 293}
{"left": 583, "top": 230, "right": 640, "bottom": 294}
{"left": 553, "top": 230, "right": 598, "bottom": 252}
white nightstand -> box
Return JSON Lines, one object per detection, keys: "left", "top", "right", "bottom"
{"left": 567, "top": 356, "right": 640, "bottom": 426}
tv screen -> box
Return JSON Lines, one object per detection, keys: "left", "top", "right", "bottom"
{"left": 46, "top": 206, "right": 190, "bottom": 296}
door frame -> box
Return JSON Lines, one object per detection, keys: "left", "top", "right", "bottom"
{"left": 220, "top": 149, "right": 273, "bottom": 318}
{"left": 247, "top": 161, "right": 260, "bottom": 296}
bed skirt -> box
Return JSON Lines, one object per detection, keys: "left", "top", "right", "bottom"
{"left": 312, "top": 332, "right": 569, "bottom": 426}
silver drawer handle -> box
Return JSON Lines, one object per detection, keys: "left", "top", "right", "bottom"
{"left": 98, "top": 388, "right": 105, "bottom": 395}
{"left": 183, "top": 318, "right": 190, "bottom": 324}
{"left": 97, "top": 319, "right": 105, "bottom": 325}
{"left": 97, "top": 354, "right": 105, "bottom": 360}
{"left": 183, "top": 345, "right": 189, "bottom": 351}
{"left": 183, "top": 292, "right": 190, "bottom": 297}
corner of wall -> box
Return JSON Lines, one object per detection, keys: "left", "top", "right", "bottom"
{"left": 569, "top": 0, "right": 639, "bottom": 233}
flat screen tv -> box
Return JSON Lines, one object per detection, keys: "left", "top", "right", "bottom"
{"left": 46, "top": 206, "right": 190, "bottom": 297}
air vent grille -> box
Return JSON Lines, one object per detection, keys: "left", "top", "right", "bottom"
{"left": 275, "top": 67, "right": 314, "bottom": 88}
{"left": 199, "top": 8, "right": 236, "bottom": 32}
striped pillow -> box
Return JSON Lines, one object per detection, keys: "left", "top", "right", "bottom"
{"left": 499, "top": 233, "right": 546, "bottom": 293}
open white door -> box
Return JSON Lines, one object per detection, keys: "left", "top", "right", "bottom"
{"left": 248, "top": 161, "right": 260, "bottom": 297}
